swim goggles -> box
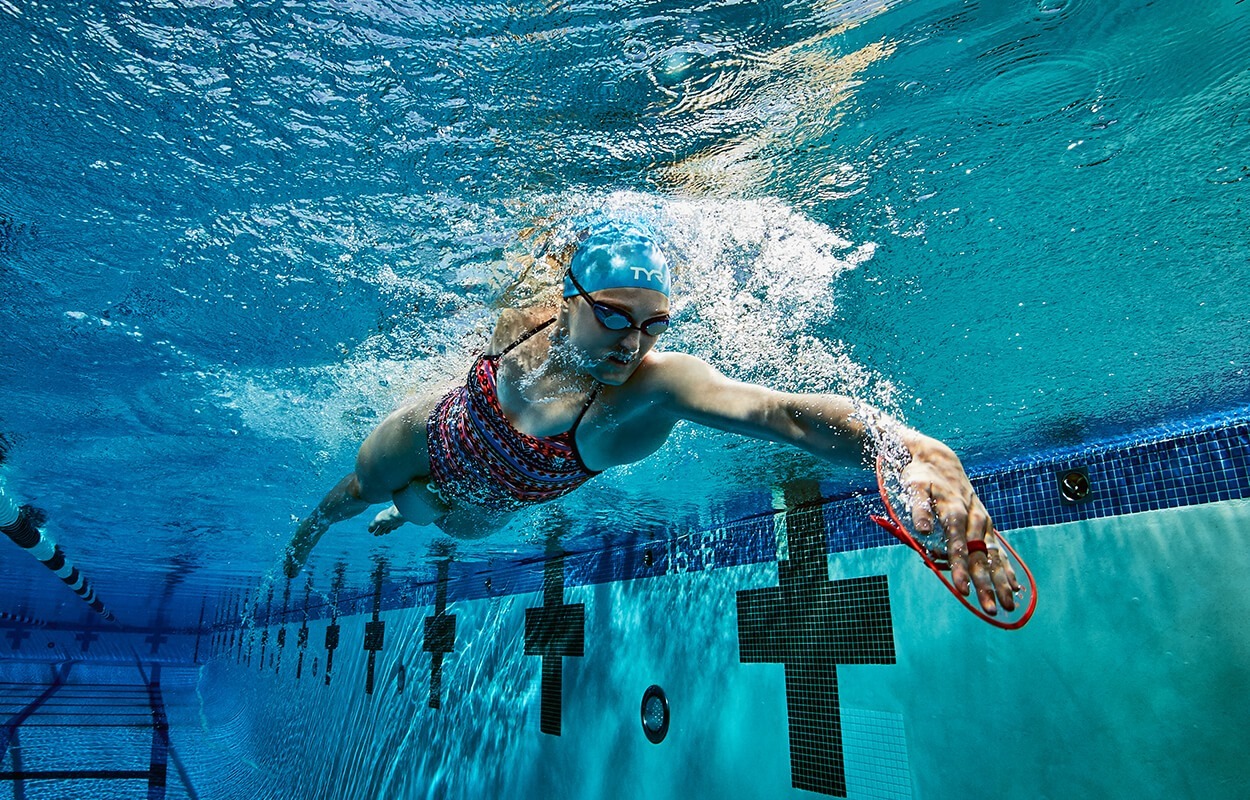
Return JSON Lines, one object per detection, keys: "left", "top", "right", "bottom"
{"left": 871, "top": 454, "right": 1038, "bottom": 630}
{"left": 566, "top": 270, "right": 671, "bottom": 337}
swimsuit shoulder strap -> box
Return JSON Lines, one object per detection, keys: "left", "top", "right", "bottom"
{"left": 491, "top": 314, "right": 601, "bottom": 438}
{"left": 567, "top": 384, "right": 600, "bottom": 436}
{"left": 494, "top": 317, "right": 556, "bottom": 358}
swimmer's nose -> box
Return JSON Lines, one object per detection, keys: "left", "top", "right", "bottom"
{"left": 618, "top": 327, "right": 642, "bottom": 349}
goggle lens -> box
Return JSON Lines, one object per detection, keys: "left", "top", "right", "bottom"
{"left": 593, "top": 304, "right": 669, "bottom": 336}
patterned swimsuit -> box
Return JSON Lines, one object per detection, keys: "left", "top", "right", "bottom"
{"left": 426, "top": 319, "right": 601, "bottom": 511}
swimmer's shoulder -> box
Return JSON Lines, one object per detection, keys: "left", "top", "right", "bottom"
{"left": 622, "top": 351, "right": 718, "bottom": 402}
{"left": 488, "top": 306, "right": 556, "bottom": 354}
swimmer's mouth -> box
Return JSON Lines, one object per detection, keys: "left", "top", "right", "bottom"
{"left": 606, "top": 353, "right": 635, "bottom": 366}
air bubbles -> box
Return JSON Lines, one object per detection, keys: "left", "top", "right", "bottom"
{"left": 1035, "top": 0, "right": 1075, "bottom": 22}
{"left": 1205, "top": 165, "right": 1248, "bottom": 186}
{"left": 647, "top": 42, "right": 720, "bottom": 96}
{"left": 622, "top": 38, "right": 650, "bottom": 64}
{"left": 1058, "top": 93, "right": 1129, "bottom": 169}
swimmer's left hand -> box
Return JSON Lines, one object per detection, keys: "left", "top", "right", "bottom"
{"left": 898, "top": 433, "right": 1022, "bottom": 614}
{"left": 368, "top": 505, "right": 407, "bottom": 536}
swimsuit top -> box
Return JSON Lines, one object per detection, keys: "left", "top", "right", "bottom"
{"left": 426, "top": 319, "right": 602, "bottom": 512}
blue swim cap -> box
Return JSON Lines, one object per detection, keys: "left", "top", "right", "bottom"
{"left": 563, "top": 225, "right": 671, "bottom": 298}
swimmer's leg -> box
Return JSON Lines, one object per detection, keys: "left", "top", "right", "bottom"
{"left": 287, "top": 391, "right": 445, "bottom": 575}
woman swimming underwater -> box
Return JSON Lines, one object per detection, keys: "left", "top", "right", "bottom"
{"left": 285, "top": 224, "right": 1020, "bottom": 615}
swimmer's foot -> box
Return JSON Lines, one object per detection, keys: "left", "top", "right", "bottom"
{"left": 368, "top": 505, "right": 407, "bottom": 536}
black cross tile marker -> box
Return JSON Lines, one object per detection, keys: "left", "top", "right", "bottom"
{"left": 363, "top": 559, "right": 387, "bottom": 696}
{"left": 244, "top": 588, "right": 258, "bottom": 665}
{"left": 6, "top": 628, "right": 29, "bottom": 651}
{"left": 219, "top": 598, "right": 229, "bottom": 655}
{"left": 225, "top": 591, "right": 235, "bottom": 655}
{"left": 259, "top": 584, "right": 274, "bottom": 671}
{"left": 324, "top": 621, "right": 340, "bottom": 684}
{"left": 236, "top": 590, "right": 251, "bottom": 665}
{"left": 297, "top": 577, "right": 312, "bottom": 681}
{"left": 194, "top": 598, "right": 207, "bottom": 662}
{"left": 145, "top": 630, "right": 167, "bottom": 655}
{"left": 325, "top": 563, "right": 346, "bottom": 686}
{"left": 276, "top": 577, "right": 292, "bottom": 674}
{"left": 223, "top": 591, "right": 238, "bottom": 657}
{"left": 423, "top": 560, "right": 456, "bottom": 709}
{"left": 524, "top": 553, "right": 584, "bottom": 736}
{"left": 75, "top": 629, "right": 98, "bottom": 653}
{"left": 737, "top": 490, "right": 896, "bottom": 798}
{"left": 210, "top": 601, "right": 220, "bottom": 655}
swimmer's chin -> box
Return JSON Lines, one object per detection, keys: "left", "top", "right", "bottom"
{"left": 591, "top": 355, "right": 640, "bottom": 385}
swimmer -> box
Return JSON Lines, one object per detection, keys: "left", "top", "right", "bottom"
{"left": 285, "top": 224, "right": 1020, "bottom": 614}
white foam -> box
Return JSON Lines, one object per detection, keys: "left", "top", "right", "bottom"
{"left": 201, "top": 190, "right": 900, "bottom": 540}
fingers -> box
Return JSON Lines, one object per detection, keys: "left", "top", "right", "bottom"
{"left": 913, "top": 482, "right": 1009, "bottom": 615}
{"left": 967, "top": 553, "right": 999, "bottom": 613}
{"left": 368, "top": 517, "right": 400, "bottom": 536}
{"left": 897, "top": 439, "right": 1024, "bottom": 617}
{"left": 908, "top": 486, "right": 935, "bottom": 534}
{"left": 985, "top": 531, "right": 1021, "bottom": 610}
{"left": 965, "top": 504, "right": 1003, "bottom": 613}
{"left": 941, "top": 499, "right": 973, "bottom": 599}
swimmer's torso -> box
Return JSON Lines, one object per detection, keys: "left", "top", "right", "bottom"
{"left": 419, "top": 307, "right": 678, "bottom": 511}
{"left": 488, "top": 307, "right": 677, "bottom": 471}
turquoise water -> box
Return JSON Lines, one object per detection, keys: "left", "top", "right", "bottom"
{"left": 187, "top": 500, "right": 1250, "bottom": 799}
{"left": 1, "top": 0, "right": 1248, "bottom": 796}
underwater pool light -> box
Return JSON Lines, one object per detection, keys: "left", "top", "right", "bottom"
{"left": 641, "top": 684, "right": 669, "bottom": 744}
{"left": 1058, "top": 467, "right": 1092, "bottom": 504}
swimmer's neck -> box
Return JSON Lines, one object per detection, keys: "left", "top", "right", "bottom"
{"left": 508, "top": 327, "right": 597, "bottom": 399}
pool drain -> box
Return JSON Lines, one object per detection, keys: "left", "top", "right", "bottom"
{"left": 641, "top": 685, "right": 669, "bottom": 744}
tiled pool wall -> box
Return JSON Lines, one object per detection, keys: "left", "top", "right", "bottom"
{"left": 216, "top": 408, "right": 1250, "bottom": 626}
{"left": 0, "top": 660, "right": 230, "bottom": 800}
{"left": 5, "top": 411, "right": 1246, "bottom": 672}
{"left": 192, "top": 410, "right": 1250, "bottom": 799}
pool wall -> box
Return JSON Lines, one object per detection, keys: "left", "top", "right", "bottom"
{"left": 190, "top": 413, "right": 1250, "bottom": 799}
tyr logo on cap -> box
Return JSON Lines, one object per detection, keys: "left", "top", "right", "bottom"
{"left": 630, "top": 265, "right": 666, "bottom": 283}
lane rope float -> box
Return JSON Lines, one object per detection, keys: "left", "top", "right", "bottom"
{"left": 0, "top": 474, "right": 115, "bottom": 622}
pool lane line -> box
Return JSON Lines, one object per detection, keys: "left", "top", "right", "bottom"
{"left": 0, "top": 475, "right": 115, "bottom": 623}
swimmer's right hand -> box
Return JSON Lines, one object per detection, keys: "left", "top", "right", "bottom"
{"left": 282, "top": 548, "right": 301, "bottom": 579}
{"left": 368, "top": 505, "right": 407, "bottom": 536}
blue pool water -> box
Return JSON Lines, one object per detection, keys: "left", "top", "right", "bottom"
{"left": 1, "top": 0, "right": 1248, "bottom": 797}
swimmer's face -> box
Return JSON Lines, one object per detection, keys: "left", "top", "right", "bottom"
{"left": 564, "top": 287, "right": 670, "bottom": 385}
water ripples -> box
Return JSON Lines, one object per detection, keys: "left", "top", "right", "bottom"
{"left": 3, "top": 0, "right": 1248, "bottom": 630}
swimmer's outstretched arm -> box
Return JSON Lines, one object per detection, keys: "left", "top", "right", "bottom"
{"left": 648, "top": 352, "right": 1020, "bottom": 615}
{"left": 283, "top": 401, "right": 435, "bottom": 578}
{"left": 284, "top": 473, "right": 374, "bottom": 578}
